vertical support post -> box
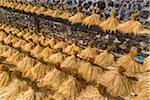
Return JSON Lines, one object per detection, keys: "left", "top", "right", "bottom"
{"left": 34, "top": 15, "right": 40, "bottom": 33}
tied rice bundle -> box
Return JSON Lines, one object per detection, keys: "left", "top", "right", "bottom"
{"left": 6, "top": 51, "right": 25, "bottom": 65}
{"left": 0, "top": 65, "right": 11, "bottom": 88}
{"left": 29, "top": 5, "right": 39, "bottom": 13}
{"left": 142, "top": 56, "right": 150, "bottom": 72}
{"left": 35, "top": 6, "right": 46, "bottom": 15}
{"left": 0, "top": 31, "right": 7, "bottom": 42}
{"left": 30, "top": 44, "right": 43, "bottom": 58}
{"left": 43, "top": 6, "right": 53, "bottom": 16}
{"left": 0, "top": 72, "right": 28, "bottom": 100}
{"left": 22, "top": 42, "right": 36, "bottom": 52}
{"left": 38, "top": 68, "right": 67, "bottom": 90}
{"left": 10, "top": 37, "right": 20, "bottom": 45}
{"left": 61, "top": 54, "right": 80, "bottom": 75}
{"left": 0, "top": 45, "right": 9, "bottom": 56}
{"left": 63, "top": 42, "right": 82, "bottom": 55}
{"left": 94, "top": 47, "right": 115, "bottom": 69}
{"left": 38, "top": 47, "right": 55, "bottom": 61}
{"left": 1, "top": 47, "right": 17, "bottom": 58}
{"left": 44, "top": 37, "right": 56, "bottom": 47}
{"left": 51, "top": 5, "right": 63, "bottom": 18}
{"left": 53, "top": 76, "right": 82, "bottom": 100}
{"left": 23, "top": 32, "right": 32, "bottom": 40}
{"left": 82, "top": 8, "right": 102, "bottom": 28}
{"left": 117, "top": 47, "right": 143, "bottom": 76}
{"left": 4, "top": 34, "right": 15, "bottom": 45}
{"left": 79, "top": 42, "right": 98, "bottom": 62}
{"left": 69, "top": 7, "right": 86, "bottom": 24}
{"left": 99, "top": 10, "right": 120, "bottom": 33}
{"left": 16, "top": 87, "right": 50, "bottom": 100}
{"left": 47, "top": 52, "right": 65, "bottom": 65}
{"left": 25, "top": 62, "right": 51, "bottom": 81}
{"left": 133, "top": 72, "right": 150, "bottom": 100}
{"left": 15, "top": 3, "right": 23, "bottom": 10}
{"left": 19, "top": 3, "right": 27, "bottom": 11}
{"left": 28, "top": 34, "right": 40, "bottom": 43}
{"left": 53, "top": 40, "right": 68, "bottom": 51}
{"left": 117, "top": 13, "right": 150, "bottom": 35}
{"left": 17, "top": 56, "right": 36, "bottom": 76}
{"left": 100, "top": 67, "right": 133, "bottom": 97}
{"left": 38, "top": 35, "right": 45, "bottom": 45}
{"left": 13, "top": 39, "right": 27, "bottom": 49}
{"left": 59, "top": 6, "right": 72, "bottom": 19}
{"left": 24, "top": 4, "right": 33, "bottom": 12}
{"left": 17, "top": 30, "right": 26, "bottom": 38}
{"left": 12, "top": 28, "right": 20, "bottom": 35}
{"left": 78, "top": 61, "right": 103, "bottom": 82}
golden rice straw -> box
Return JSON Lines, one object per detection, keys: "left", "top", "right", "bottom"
{"left": 82, "top": 8, "right": 102, "bottom": 28}
{"left": 13, "top": 39, "right": 27, "bottom": 49}
{"left": 6, "top": 51, "right": 25, "bottom": 65}
{"left": 133, "top": 72, "right": 150, "bottom": 100}
{"left": 4, "top": 34, "right": 15, "bottom": 45}
{"left": 37, "top": 47, "right": 55, "bottom": 61}
{"left": 25, "top": 62, "right": 51, "bottom": 81}
{"left": 23, "top": 32, "right": 32, "bottom": 40}
{"left": 15, "top": 3, "right": 23, "bottom": 10}
{"left": 59, "top": 6, "right": 72, "bottom": 19}
{"left": 0, "top": 71, "right": 28, "bottom": 100}
{"left": 19, "top": 3, "right": 28, "bottom": 11}
{"left": 17, "top": 30, "right": 26, "bottom": 38}
{"left": 1, "top": 47, "right": 17, "bottom": 58}
{"left": 28, "top": 34, "right": 40, "bottom": 43}
{"left": 17, "top": 56, "right": 36, "bottom": 76}
{"left": 99, "top": 9, "right": 120, "bottom": 33}
{"left": 63, "top": 41, "right": 82, "bottom": 55}
{"left": 0, "top": 45, "right": 9, "bottom": 55}
{"left": 38, "top": 35, "right": 45, "bottom": 45}
{"left": 43, "top": 6, "right": 53, "bottom": 16}
{"left": 35, "top": 6, "right": 46, "bottom": 15}
{"left": 29, "top": 5, "right": 39, "bottom": 13}
{"left": 10, "top": 37, "right": 20, "bottom": 45}
{"left": 117, "top": 13, "right": 150, "bottom": 35}
{"left": 12, "top": 28, "right": 20, "bottom": 35}
{"left": 51, "top": 5, "right": 63, "bottom": 18}
{"left": 47, "top": 52, "right": 66, "bottom": 65}
{"left": 78, "top": 61, "right": 103, "bottom": 82}
{"left": 78, "top": 41, "right": 98, "bottom": 62}
{"left": 38, "top": 68, "right": 67, "bottom": 90}
{"left": 94, "top": 46, "right": 115, "bottom": 69}
{"left": 22, "top": 42, "right": 36, "bottom": 52}
{"left": 116, "top": 46, "right": 143, "bottom": 76}
{"left": 142, "top": 56, "right": 150, "bottom": 72}
{"left": 53, "top": 76, "right": 82, "bottom": 100}
{"left": 100, "top": 66, "right": 133, "bottom": 97}
{"left": 53, "top": 39, "right": 68, "bottom": 51}
{"left": 69, "top": 6, "right": 86, "bottom": 24}
{"left": 44, "top": 37, "right": 56, "bottom": 48}
{"left": 30, "top": 43, "right": 43, "bottom": 58}
{"left": 0, "top": 31, "right": 7, "bottom": 42}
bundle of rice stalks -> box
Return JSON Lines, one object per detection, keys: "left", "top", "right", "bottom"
{"left": 82, "top": 8, "right": 102, "bottom": 28}
{"left": 0, "top": 64, "right": 11, "bottom": 88}
{"left": 28, "top": 34, "right": 40, "bottom": 43}
{"left": 30, "top": 44, "right": 43, "bottom": 58}
{"left": 63, "top": 41, "right": 82, "bottom": 55}
{"left": 6, "top": 51, "right": 25, "bottom": 65}
{"left": 1, "top": 47, "right": 17, "bottom": 58}
{"left": 19, "top": 3, "right": 27, "bottom": 11}
{"left": 69, "top": 7, "right": 86, "bottom": 24}
{"left": 47, "top": 52, "right": 66, "bottom": 66}
{"left": 117, "top": 13, "right": 150, "bottom": 35}
{"left": 116, "top": 47, "right": 143, "bottom": 76}
{"left": 53, "top": 76, "right": 83, "bottom": 100}
{"left": 22, "top": 42, "right": 36, "bottom": 53}
{"left": 15, "top": 2, "right": 23, "bottom": 10}
{"left": 17, "top": 30, "right": 26, "bottom": 38}
{"left": 133, "top": 72, "right": 150, "bottom": 100}
{"left": 0, "top": 45, "right": 9, "bottom": 56}
{"left": 94, "top": 46, "right": 115, "bottom": 69}
{"left": 23, "top": 3, "right": 33, "bottom": 12}
{"left": 0, "top": 71, "right": 28, "bottom": 100}
{"left": 25, "top": 62, "right": 51, "bottom": 81}
{"left": 11, "top": 28, "right": 20, "bottom": 35}
{"left": 61, "top": 53, "right": 80, "bottom": 75}
{"left": 38, "top": 35, "right": 45, "bottom": 45}
{"left": 99, "top": 66, "right": 133, "bottom": 97}
{"left": 23, "top": 32, "right": 32, "bottom": 40}
{"left": 0, "top": 31, "right": 7, "bottom": 42}
{"left": 53, "top": 39, "right": 68, "bottom": 51}
{"left": 13, "top": 39, "right": 27, "bottom": 49}
{"left": 79, "top": 41, "right": 98, "bottom": 62}
{"left": 35, "top": 6, "right": 46, "bottom": 15}
{"left": 142, "top": 56, "right": 150, "bottom": 72}
{"left": 43, "top": 6, "right": 53, "bottom": 16}
{"left": 78, "top": 61, "right": 103, "bottom": 82}
{"left": 99, "top": 10, "right": 120, "bottom": 33}
{"left": 4, "top": 34, "right": 15, "bottom": 45}
{"left": 37, "top": 47, "right": 55, "bottom": 61}
{"left": 17, "top": 56, "right": 36, "bottom": 76}
{"left": 44, "top": 37, "right": 56, "bottom": 48}
{"left": 29, "top": 5, "right": 39, "bottom": 13}
{"left": 10, "top": 37, "right": 20, "bottom": 45}
{"left": 38, "top": 68, "right": 67, "bottom": 90}
{"left": 59, "top": 6, "right": 72, "bottom": 19}
{"left": 51, "top": 5, "right": 63, "bottom": 18}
